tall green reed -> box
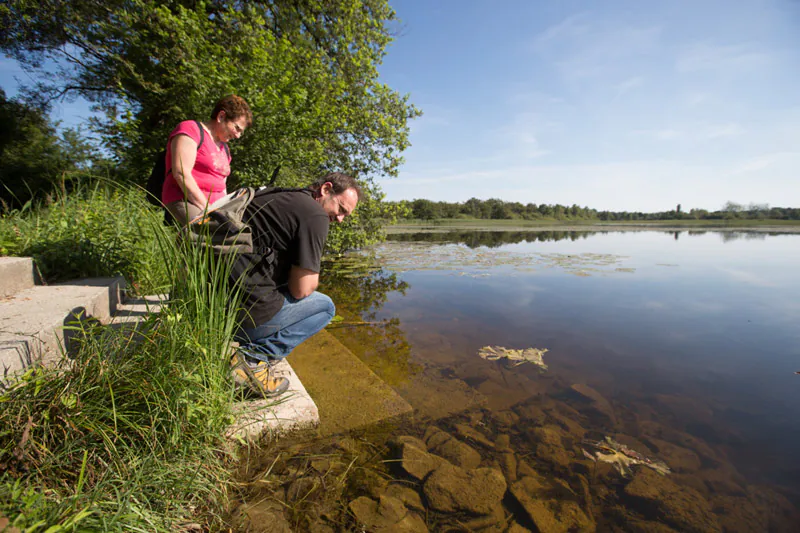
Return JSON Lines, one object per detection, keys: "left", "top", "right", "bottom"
{"left": 0, "top": 188, "right": 246, "bottom": 531}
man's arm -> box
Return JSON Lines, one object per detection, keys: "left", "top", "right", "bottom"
{"left": 287, "top": 266, "right": 319, "bottom": 299}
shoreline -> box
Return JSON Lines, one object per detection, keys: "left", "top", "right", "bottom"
{"left": 386, "top": 222, "right": 800, "bottom": 234}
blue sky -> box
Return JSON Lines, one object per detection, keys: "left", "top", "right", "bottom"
{"left": 377, "top": 0, "right": 800, "bottom": 211}
{"left": 1, "top": 0, "right": 798, "bottom": 212}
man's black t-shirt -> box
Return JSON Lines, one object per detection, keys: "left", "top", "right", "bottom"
{"left": 231, "top": 188, "right": 329, "bottom": 328}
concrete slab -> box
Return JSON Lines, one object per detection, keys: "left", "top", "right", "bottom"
{"left": 0, "top": 257, "right": 35, "bottom": 298}
{"left": 227, "top": 358, "right": 319, "bottom": 441}
{"left": 111, "top": 294, "right": 167, "bottom": 324}
{"left": 289, "top": 329, "right": 414, "bottom": 436}
{"left": 0, "top": 277, "right": 125, "bottom": 380}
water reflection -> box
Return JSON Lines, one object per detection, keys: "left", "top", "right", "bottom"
{"left": 389, "top": 228, "right": 793, "bottom": 247}
{"left": 389, "top": 229, "right": 596, "bottom": 247}
{"left": 320, "top": 256, "right": 418, "bottom": 386}
{"left": 316, "top": 229, "right": 800, "bottom": 531}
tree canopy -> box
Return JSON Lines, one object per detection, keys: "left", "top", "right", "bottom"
{"left": 391, "top": 197, "right": 800, "bottom": 222}
{"left": 0, "top": 89, "right": 103, "bottom": 209}
{"left": 0, "top": 0, "right": 419, "bottom": 231}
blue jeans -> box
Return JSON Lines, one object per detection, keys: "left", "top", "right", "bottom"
{"left": 235, "top": 290, "right": 335, "bottom": 362}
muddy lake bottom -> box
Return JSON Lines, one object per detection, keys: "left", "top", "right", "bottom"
{"left": 230, "top": 229, "right": 800, "bottom": 532}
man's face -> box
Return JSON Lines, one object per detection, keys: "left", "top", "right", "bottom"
{"left": 317, "top": 183, "right": 358, "bottom": 223}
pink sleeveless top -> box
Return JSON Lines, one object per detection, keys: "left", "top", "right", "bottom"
{"left": 161, "top": 120, "right": 231, "bottom": 205}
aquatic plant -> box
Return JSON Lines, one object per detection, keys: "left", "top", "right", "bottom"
{"left": 478, "top": 346, "right": 549, "bottom": 369}
{"left": 582, "top": 437, "right": 671, "bottom": 477}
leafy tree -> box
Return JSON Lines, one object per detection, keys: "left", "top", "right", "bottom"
{"left": 0, "top": 89, "right": 99, "bottom": 209}
{"left": 0, "top": 0, "right": 420, "bottom": 247}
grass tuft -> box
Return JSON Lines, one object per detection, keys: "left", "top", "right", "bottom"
{"left": 0, "top": 184, "right": 249, "bottom": 531}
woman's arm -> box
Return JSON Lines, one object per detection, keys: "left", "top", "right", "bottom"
{"left": 170, "top": 134, "right": 208, "bottom": 209}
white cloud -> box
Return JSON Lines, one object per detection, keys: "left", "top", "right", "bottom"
{"left": 676, "top": 42, "right": 772, "bottom": 74}
{"left": 706, "top": 123, "right": 745, "bottom": 138}
{"left": 733, "top": 152, "right": 800, "bottom": 174}
{"left": 615, "top": 76, "right": 644, "bottom": 96}
{"left": 535, "top": 13, "right": 592, "bottom": 46}
{"left": 634, "top": 122, "right": 745, "bottom": 141}
{"left": 534, "top": 15, "right": 662, "bottom": 84}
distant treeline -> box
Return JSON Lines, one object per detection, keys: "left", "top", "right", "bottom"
{"left": 388, "top": 199, "right": 800, "bottom": 221}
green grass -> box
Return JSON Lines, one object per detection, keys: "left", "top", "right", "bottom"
{"left": 0, "top": 182, "right": 172, "bottom": 294}
{"left": 0, "top": 185, "right": 248, "bottom": 531}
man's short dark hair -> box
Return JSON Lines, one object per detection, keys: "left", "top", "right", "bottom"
{"left": 309, "top": 172, "right": 362, "bottom": 201}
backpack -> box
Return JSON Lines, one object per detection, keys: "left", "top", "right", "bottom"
{"left": 186, "top": 187, "right": 257, "bottom": 254}
{"left": 145, "top": 120, "right": 230, "bottom": 207}
{"left": 185, "top": 185, "right": 305, "bottom": 257}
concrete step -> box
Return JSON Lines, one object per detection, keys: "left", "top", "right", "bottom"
{"left": 0, "top": 277, "right": 125, "bottom": 380}
{"left": 228, "top": 327, "right": 416, "bottom": 440}
{"left": 227, "top": 358, "right": 320, "bottom": 441}
{"left": 0, "top": 257, "right": 36, "bottom": 298}
{"left": 111, "top": 294, "right": 167, "bottom": 324}
{"left": 287, "top": 329, "right": 414, "bottom": 436}
{"left": 104, "top": 295, "right": 322, "bottom": 441}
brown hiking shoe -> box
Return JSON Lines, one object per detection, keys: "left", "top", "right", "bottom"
{"left": 230, "top": 351, "right": 290, "bottom": 398}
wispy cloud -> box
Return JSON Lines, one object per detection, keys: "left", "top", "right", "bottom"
{"left": 634, "top": 122, "right": 745, "bottom": 141}
{"left": 534, "top": 15, "right": 662, "bottom": 83}
{"left": 615, "top": 76, "right": 644, "bottom": 97}
{"left": 676, "top": 42, "right": 772, "bottom": 74}
{"left": 733, "top": 152, "right": 800, "bottom": 174}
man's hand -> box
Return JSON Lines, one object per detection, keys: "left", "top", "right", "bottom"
{"left": 288, "top": 266, "right": 319, "bottom": 300}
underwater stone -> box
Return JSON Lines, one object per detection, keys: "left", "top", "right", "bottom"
{"left": 391, "top": 436, "right": 446, "bottom": 481}
{"left": 423, "top": 463, "right": 506, "bottom": 515}
{"left": 349, "top": 495, "right": 428, "bottom": 533}
{"left": 510, "top": 476, "right": 595, "bottom": 533}
{"left": 424, "top": 427, "right": 482, "bottom": 470}
{"left": 385, "top": 483, "right": 425, "bottom": 512}
{"left": 624, "top": 468, "right": 721, "bottom": 533}
{"left": 454, "top": 423, "right": 495, "bottom": 449}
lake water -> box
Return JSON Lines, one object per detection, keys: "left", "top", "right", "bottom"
{"left": 319, "top": 228, "right": 800, "bottom": 528}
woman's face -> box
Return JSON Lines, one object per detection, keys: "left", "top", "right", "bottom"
{"left": 216, "top": 111, "right": 248, "bottom": 142}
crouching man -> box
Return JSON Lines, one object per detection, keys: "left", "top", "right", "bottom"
{"left": 229, "top": 172, "right": 360, "bottom": 397}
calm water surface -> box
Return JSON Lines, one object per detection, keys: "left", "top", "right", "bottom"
{"left": 323, "top": 229, "right": 800, "bottom": 495}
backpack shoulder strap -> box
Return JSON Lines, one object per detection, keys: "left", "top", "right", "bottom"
{"left": 193, "top": 120, "right": 205, "bottom": 149}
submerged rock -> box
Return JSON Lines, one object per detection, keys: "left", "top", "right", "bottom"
{"left": 385, "top": 483, "right": 425, "bottom": 513}
{"left": 231, "top": 500, "right": 292, "bottom": 533}
{"left": 569, "top": 383, "right": 618, "bottom": 426}
{"left": 623, "top": 468, "right": 721, "bottom": 533}
{"left": 422, "top": 462, "right": 506, "bottom": 515}
{"left": 498, "top": 449, "right": 518, "bottom": 483}
{"left": 424, "top": 427, "right": 482, "bottom": 469}
{"left": 509, "top": 476, "right": 595, "bottom": 533}
{"left": 349, "top": 494, "right": 428, "bottom": 533}
{"left": 529, "top": 425, "right": 573, "bottom": 469}
{"left": 641, "top": 437, "right": 701, "bottom": 473}
{"left": 389, "top": 435, "right": 445, "bottom": 480}
{"left": 454, "top": 423, "right": 495, "bottom": 449}
{"left": 458, "top": 503, "right": 507, "bottom": 532}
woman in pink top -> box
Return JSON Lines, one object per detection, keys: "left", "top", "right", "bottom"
{"left": 162, "top": 94, "right": 252, "bottom": 224}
